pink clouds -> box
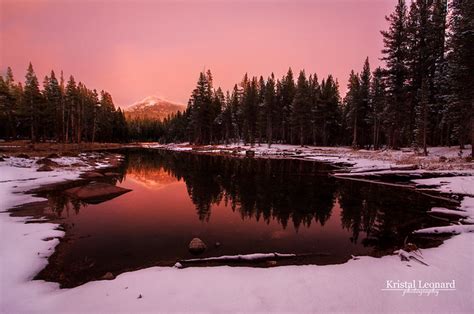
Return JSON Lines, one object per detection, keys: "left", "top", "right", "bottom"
{"left": 0, "top": 0, "right": 395, "bottom": 107}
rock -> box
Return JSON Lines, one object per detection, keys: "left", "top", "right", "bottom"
{"left": 81, "top": 171, "right": 104, "bottom": 179}
{"left": 16, "top": 153, "right": 30, "bottom": 159}
{"left": 245, "top": 150, "right": 255, "bottom": 158}
{"left": 0, "top": 157, "right": 4, "bottom": 162}
{"left": 404, "top": 243, "right": 418, "bottom": 252}
{"left": 65, "top": 182, "right": 131, "bottom": 204}
{"left": 61, "top": 151, "right": 78, "bottom": 157}
{"left": 47, "top": 153, "right": 60, "bottom": 159}
{"left": 174, "top": 262, "right": 184, "bottom": 269}
{"left": 36, "top": 158, "right": 60, "bottom": 167}
{"left": 101, "top": 272, "right": 115, "bottom": 280}
{"left": 37, "top": 165, "right": 53, "bottom": 172}
{"left": 188, "top": 238, "right": 207, "bottom": 254}
{"left": 266, "top": 260, "right": 277, "bottom": 267}
{"left": 137, "top": 294, "right": 143, "bottom": 299}
{"left": 104, "top": 172, "right": 121, "bottom": 177}
{"left": 439, "top": 156, "right": 447, "bottom": 162}
{"left": 390, "top": 164, "right": 419, "bottom": 171}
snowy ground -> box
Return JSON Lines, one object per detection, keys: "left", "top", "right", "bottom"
{"left": 0, "top": 149, "right": 473, "bottom": 313}
{"left": 144, "top": 142, "right": 473, "bottom": 172}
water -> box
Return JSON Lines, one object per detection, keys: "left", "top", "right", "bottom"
{"left": 34, "top": 149, "right": 452, "bottom": 287}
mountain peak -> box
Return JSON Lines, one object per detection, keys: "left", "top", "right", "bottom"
{"left": 125, "top": 96, "right": 185, "bottom": 121}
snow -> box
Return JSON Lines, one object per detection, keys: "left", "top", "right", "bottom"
{"left": 181, "top": 252, "right": 296, "bottom": 263}
{"left": 429, "top": 207, "right": 470, "bottom": 218}
{"left": 1, "top": 151, "right": 473, "bottom": 313}
{"left": 414, "top": 175, "right": 474, "bottom": 196}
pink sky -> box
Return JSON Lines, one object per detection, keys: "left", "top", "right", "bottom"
{"left": 0, "top": 0, "right": 395, "bottom": 108}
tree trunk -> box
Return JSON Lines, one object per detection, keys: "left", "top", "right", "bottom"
{"left": 352, "top": 115, "right": 358, "bottom": 148}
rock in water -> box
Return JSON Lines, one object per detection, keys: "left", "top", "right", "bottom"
{"left": 47, "top": 153, "right": 60, "bottom": 159}
{"left": 80, "top": 171, "right": 104, "bottom": 179}
{"left": 245, "top": 150, "right": 255, "bottom": 158}
{"left": 65, "top": 182, "right": 131, "bottom": 204}
{"left": 37, "top": 165, "right": 53, "bottom": 172}
{"left": 101, "top": 272, "right": 115, "bottom": 280}
{"left": 104, "top": 172, "right": 121, "bottom": 177}
{"left": 188, "top": 238, "right": 207, "bottom": 254}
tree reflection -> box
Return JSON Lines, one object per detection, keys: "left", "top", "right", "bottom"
{"left": 125, "top": 149, "right": 337, "bottom": 229}
{"left": 46, "top": 149, "right": 448, "bottom": 252}
{"left": 338, "top": 179, "right": 449, "bottom": 250}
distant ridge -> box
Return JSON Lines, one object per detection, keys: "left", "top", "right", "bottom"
{"left": 124, "top": 96, "right": 185, "bottom": 121}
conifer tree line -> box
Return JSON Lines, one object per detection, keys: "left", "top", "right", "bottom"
{"left": 1, "top": 0, "right": 472, "bottom": 156}
{"left": 0, "top": 63, "right": 128, "bottom": 143}
{"left": 158, "top": 0, "right": 473, "bottom": 156}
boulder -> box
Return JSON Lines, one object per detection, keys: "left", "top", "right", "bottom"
{"left": 36, "top": 158, "right": 60, "bottom": 167}
{"left": 61, "top": 151, "right": 78, "bottom": 157}
{"left": 16, "top": 153, "right": 30, "bottom": 159}
{"left": 188, "top": 238, "right": 207, "bottom": 255}
{"left": 266, "top": 260, "right": 278, "bottom": 267}
{"left": 47, "top": 153, "right": 60, "bottom": 159}
{"left": 37, "top": 165, "right": 53, "bottom": 172}
{"left": 65, "top": 182, "right": 131, "bottom": 204}
{"left": 81, "top": 171, "right": 104, "bottom": 179}
{"left": 439, "top": 156, "right": 447, "bottom": 162}
{"left": 404, "top": 243, "right": 418, "bottom": 252}
{"left": 104, "top": 172, "right": 121, "bottom": 177}
{"left": 101, "top": 272, "right": 115, "bottom": 280}
{"left": 0, "top": 157, "right": 4, "bottom": 162}
{"left": 245, "top": 150, "right": 255, "bottom": 158}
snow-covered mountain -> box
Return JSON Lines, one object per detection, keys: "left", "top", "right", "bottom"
{"left": 125, "top": 96, "right": 185, "bottom": 121}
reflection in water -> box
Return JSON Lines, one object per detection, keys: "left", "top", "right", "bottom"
{"left": 37, "top": 149, "right": 452, "bottom": 288}
{"left": 121, "top": 150, "right": 337, "bottom": 229}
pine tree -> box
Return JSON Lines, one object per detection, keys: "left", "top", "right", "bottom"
{"left": 319, "top": 75, "right": 341, "bottom": 146}
{"left": 242, "top": 76, "right": 258, "bottom": 145}
{"left": 359, "top": 57, "right": 372, "bottom": 147}
{"left": 445, "top": 0, "right": 474, "bottom": 156}
{"left": 189, "top": 71, "right": 213, "bottom": 144}
{"left": 291, "top": 70, "right": 311, "bottom": 146}
{"left": 264, "top": 73, "right": 276, "bottom": 147}
{"left": 256, "top": 76, "right": 266, "bottom": 145}
{"left": 308, "top": 73, "right": 321, "bottom": 145}
{"left": 23, "top": 63, "right": 42, "bottom": 143}
{"left": 429, "top": 0, "right": 448, "bottom": 146}
{"left": 0, "top": 67, "right": 18, "bottom": 138}
{"left": 344, "top": 70, "right": 361, "bottom": 148}
{"left": 370, "top": 67, "right": 387, "bottom": 150}
{"left": 381, "top": 0, "right": 409, "bottom": 148}
{"left": 280, "top": 68, "right": 296, "bottom": 143}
